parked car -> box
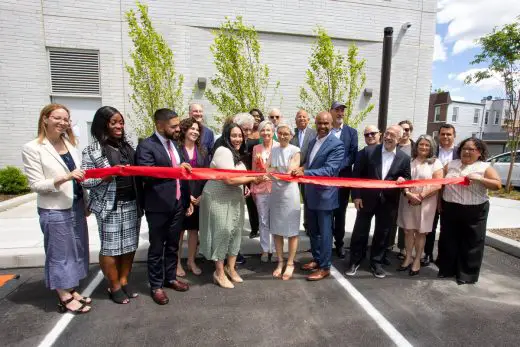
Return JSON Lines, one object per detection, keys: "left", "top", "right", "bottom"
{"left": 487, "top": 150, "right": 520, "bottom": 188}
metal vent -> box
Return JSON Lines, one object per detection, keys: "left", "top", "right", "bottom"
{"left": 49, "top": 49, "right": 100, "bottom": 95}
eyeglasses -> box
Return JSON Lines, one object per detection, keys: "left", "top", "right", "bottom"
{"left": 461, "top": 147, "right": 477, "bottom": 153}
{"left": 269, "top": 116, "right": 280, "bottom": 119}
{"left": 364, "top": 132, "right": 378, "bottom": 137}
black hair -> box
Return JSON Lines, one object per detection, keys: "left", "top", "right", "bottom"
{"left": 457, "top": 137, "right": 489, "bottom": 161}
{"left": 222, "top": 123, "right": 246, "bottom": 165}
{"left": 250, "top": 108, "right": 265, "bottom": 122}
{"left": 398, "top": 119, "right": 414, "bottom": 132}
{"left": 179, "top": 118, "right": 204, "bottom": 153}
{"left": 439, "top": 123, "right": 456, "bottom": 135}
{"left": 91, "top": 106, "right": 126, "bottom": 145}
{"left": 153, "top": 108, "right": 178, "bottom": 123}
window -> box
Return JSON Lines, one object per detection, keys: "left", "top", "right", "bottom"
{"left": 473, "top": 109, "right": 480, "bottom": 124}
{"left": 496, "top": 153, "right": 511, "bottom": 163}
{"left": 494, "top": 110, "right": 500, "bottom": 125}
{"left": 434, "top": 106, "right": 441, "bottom": 122}
{"left": 452, "top": 107, "right": 458, "bottom": 122}
{"left": 48, "top": 48, "right": 100, "bottom": 95}
{"left": 432, "top": 131, "right": 438, "bottom": 139}
{"left": 485, "top": 111, "right": 489, "bottom": 125}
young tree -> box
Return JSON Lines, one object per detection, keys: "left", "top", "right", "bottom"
{"left": 205, "top": 16, "right": 280, "bottom": 125}
{"left": 465, "top": 19, "right": 520, "bottom": 192}
{"left": 299, "top": 27, "right": 374, "bottom": 128}
{"left": 125, "top": 1, "right": 185, "bottom": 138}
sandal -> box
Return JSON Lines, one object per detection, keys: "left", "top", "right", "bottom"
{"left": 273, "top": 262, "right": 284, "bottom": 279}
{"left": 282, "top": 264, "right": 295, "bottom": 281}
{"left": 58, "top": 296, "right": 91, "bottom": 314}
{"left": 69, "top": 289, "right": 92, "bottom": 305}
{"left": 187, "top": 263, "right": 202, "bottom": 276}
{"left": 108, "top": 288, "right": 130, "bottom": 304}
{"left": 121, "top": 284, "right": 139, "bottom": 299}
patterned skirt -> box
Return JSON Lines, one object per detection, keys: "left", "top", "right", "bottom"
{"left": 96, "top": 200, "right": 141, "bottom": 256}
{"left": 199, "top": 180, "right": 245, "bottom": 261}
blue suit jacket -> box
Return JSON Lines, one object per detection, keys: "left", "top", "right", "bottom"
{"left": 135, "top": 134, "right": 191, "bottom": 212}
{"left": 200, "top": 125, "right": 215, "bottom": 156}
{"left": 337, "top": 125, "right": 358, "bottom": 177}
{"left": 304, "top": 134, "right": 345, "bottom": 211}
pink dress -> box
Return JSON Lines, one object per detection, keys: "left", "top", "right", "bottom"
{"left": 397, "top": 158, "right": 443, "bottom": 233}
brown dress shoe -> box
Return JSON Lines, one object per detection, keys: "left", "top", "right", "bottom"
{"left": 151, "top": 288, "right": 169, "bottom": 305}
{"left": 164, "top": 279, "right": 190, "bottom": 292}
{"left": 307, "top": 269, "right": 330, "bottom": 281}
{"left": 301, "top": 261, "right": 318, "bottom": 271}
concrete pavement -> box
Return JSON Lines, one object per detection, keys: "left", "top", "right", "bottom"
{"left": 1, "top": 197, "right": 520, "bottom": 268}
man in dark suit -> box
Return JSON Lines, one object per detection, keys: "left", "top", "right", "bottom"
{"left": 290, "top": 109, "right": 317, "bottom": 234}
{"left": 346, "top": 125, "right": 411, "bottom": 279}
{"left": 422, "top": 123, "right": 459, "bottom": 266}
{"left": 329, "top": 101, "right": 358, "bottom": 258}
{"left": 292, "top": 111, "right": 344, "bottom": 281}
{"left": 136, "top": 108, "right": 193, "bottom": 305}
{"left": 189, "top": 103, "right": 214, "bottom": 155}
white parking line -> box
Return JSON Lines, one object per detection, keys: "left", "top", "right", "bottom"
{"left": 37, "top": 270, "right": 104, "bottom": 347}
{"left": 330, "top": 266, "right": 413, "bottom": 347}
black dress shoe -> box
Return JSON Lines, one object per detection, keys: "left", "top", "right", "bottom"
{"left": 409, "top": 268, "right": 420, "bottom": 276}
{"left": 396, "top": 264, "right": 411, "bottom": 272}
{"left": 335, "top": 247, "right": 346, "bottom": 259}
{"left": 456, "top": 279, "right": 467, "bottom": 285}
{"left": 249, "top": 230, "right": 259, "bottom": 239}
{"left": 420, "top": 255, "right": 432, "bottom": 267}
{"left": 236, "top": 253, "right": 246, "bottom": 265}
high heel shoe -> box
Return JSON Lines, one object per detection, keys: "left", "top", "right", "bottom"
{"left": 187, "top": 263, "right": 202, "bottom": 276}
{"left": 213, "top": 271, "right": 234, "bottom": 289}
{"left": 224, "top": 266, "right": 243, "bottom": 283}
{"left": 396, "top": 264, "right": 411, "bottom": 272}
{"left": 409, "top": 268, "right": 420, "bottom": 276}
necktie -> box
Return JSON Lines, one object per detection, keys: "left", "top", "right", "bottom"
{"left": 166, "top": 141, "right": 181, "bottom": 200}
{"left": 299, "top": 129, "right": 304, "bottom": 148}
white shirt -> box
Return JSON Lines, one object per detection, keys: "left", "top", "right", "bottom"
{"left": 438, "top": 146, "right": 455, "bottom": 166}
{"left": 308, "top": 132, "right": 331, "bottom": 165}
{"left": 155, "top": 131, "right": 180, "bottom": 165}
{"left": 332, "top": 125, "right": 342, "bottom": 139}
{"left": 381, "top": 145, "right": 397, "bottom": 179}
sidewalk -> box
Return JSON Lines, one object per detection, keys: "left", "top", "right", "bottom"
{"left": 1, "top": 197, "right": 519, "bottom": 268}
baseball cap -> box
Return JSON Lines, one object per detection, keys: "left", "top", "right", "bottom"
{"left": 331, "top": 101, "right": 346, "bottom": 109}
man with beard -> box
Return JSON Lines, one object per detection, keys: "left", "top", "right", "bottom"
{"left": 329, "top": 101, "right": 358, "bottom": 259}
{"left": 136, "top": 108, "right": 193, "bottom": 305}
{"left": 346, "top": 125, "right": 411, "bottom": 279}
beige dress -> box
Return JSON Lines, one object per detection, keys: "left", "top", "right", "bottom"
{"left": 199, "top": 147, "right": 246, "bottom": 261}
{"left": 397, "top": 158, "right": 443, "bottom": 233}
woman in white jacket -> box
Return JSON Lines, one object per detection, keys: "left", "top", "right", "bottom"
{"left": 22, "top": 104, "right": 91, "bottom": 314}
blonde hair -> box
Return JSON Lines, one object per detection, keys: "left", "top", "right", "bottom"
{"left": 37, "top": 104, "right": 76, "bottom": 146}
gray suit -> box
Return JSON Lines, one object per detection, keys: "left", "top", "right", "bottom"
{"left": 290, "top": 126, "right": 317, "bottom": 166}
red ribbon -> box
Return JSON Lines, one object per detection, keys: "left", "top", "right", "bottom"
{"left": 84, "top": 166, "right": 469, "bottom": 189}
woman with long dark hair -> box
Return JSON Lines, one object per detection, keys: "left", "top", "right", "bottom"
{"left": 176, "top": 118, "right": 209, "bottom": 277}
{"left": 199, "top": 122, "right": 268, "bottom": 288}
{"left": 81, "top": 106, "right": 142, "bottom": 304}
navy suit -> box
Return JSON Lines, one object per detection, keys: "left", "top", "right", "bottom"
{"left": 349, "top": 144, "right": 411, "bottom": 267}
{"left": 332, "top": 126, "right": 358, "bottom": 249}
{"left": 136, "top": 134, "right": 191, "bottom": 290}
{"left": 426, "top": 146, "right": 460, "bottom": 259}
{"left": 304, "top": 134, "right": 345, "bottom": 270}
{"left": 200, "top": 125, "right": 215, "bottom": 157}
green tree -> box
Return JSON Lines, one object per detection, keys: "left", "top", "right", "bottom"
{"left": 434, "top": 88, "right": 447, "bottom": 93}
{"left": 299, "top": 27, "right": 374, "bottom": 128}
{"left": 125, "top": 1, "right": 185, "bottom": 138}
{"left": 465, "top": 18, "right": 520, "bottom": 192}
{"left": 205, "top": 16, "right": 280, "bottom": 125}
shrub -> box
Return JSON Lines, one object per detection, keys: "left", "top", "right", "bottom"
{"left": 0, "top": 166, "right": 30, "bottom": 194}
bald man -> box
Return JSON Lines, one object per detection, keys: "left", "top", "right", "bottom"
{"left": 189, "top": 103, "right": 214, "bottom": 154}
{"left": 292, "top": 112, "right": 344, "bottom": 281}
{"left": 268, "top": 108, "right": 282, "bottom": 141}
{"left": 346, "top": 125, "right": 411, "bottom": 279}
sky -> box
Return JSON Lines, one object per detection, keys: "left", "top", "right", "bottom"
{"left": 432, "top": 0, "right": 520, "bottom": 102}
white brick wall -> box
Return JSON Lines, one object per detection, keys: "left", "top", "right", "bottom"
{"left": 0, "top": 0, "right": 435, "bottom": 167}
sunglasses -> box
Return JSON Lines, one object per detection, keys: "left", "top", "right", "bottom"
{"left": 402, "top": 128, "right": 411, "bottom": 132}
{"left": 269, "top": 116, "right": 280, "bottom": 119}
{"left": 364, "top": 132, "right": 378, "bottom": 137}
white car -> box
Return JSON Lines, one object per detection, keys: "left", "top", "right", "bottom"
{"left": 487, "top": 150, "right": 520, "bottom": 188}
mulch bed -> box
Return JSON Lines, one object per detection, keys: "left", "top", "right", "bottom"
{"left": 0, "top": 193, "right": 29, "bottom": 202}
{"left": 489, "top": 228, "right": 520, "bottom": 242}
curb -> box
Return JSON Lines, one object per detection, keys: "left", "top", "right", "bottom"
{"left": 0, "top": 193, "right": 36, "bottom": 212}
{"left": 485, "top": 231, "right": 520, "bottom": 258}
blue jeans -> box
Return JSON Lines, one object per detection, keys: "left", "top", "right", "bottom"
{"left": 308, "top": 209, "right": 334, "bottom": 270}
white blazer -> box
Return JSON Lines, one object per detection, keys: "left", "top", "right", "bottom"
{"left": 22, "top": 137, "right": 83, "bottom": 209}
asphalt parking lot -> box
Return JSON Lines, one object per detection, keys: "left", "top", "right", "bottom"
{"left": 1, "top": 245, "right": 520, "bottom": 347}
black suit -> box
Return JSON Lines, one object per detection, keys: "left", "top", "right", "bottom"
{"left": 425, "top": 146, "right": 460, "bottom": 259}
{"left": 135, "top": 133, "right": 191, "bottom": 290}
{"left": 349, "top": 144, "right": 411, "bottom": 266}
